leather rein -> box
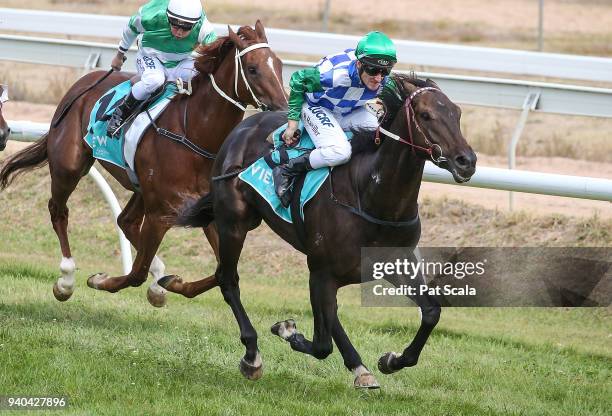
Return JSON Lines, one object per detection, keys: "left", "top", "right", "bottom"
{"left": 148, "top": 42, "right": 272, "bottom": 159}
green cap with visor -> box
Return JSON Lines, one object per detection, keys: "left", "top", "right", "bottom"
{"left": 355, "top": 31, "right": 397, "bottom": 68}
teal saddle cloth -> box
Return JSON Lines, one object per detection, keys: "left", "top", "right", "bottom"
{"left": 238, "top": 123, "right": 352, "bottom": 223}
{"left": 83, "top": 80, "right": 177, "bottom": 169}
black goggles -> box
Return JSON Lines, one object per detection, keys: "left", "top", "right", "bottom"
{"left": 168, "top": 17, "right": 195, "bottom": 31}
{"left": 362, "top": 65, "right": 392, "bottom": 77}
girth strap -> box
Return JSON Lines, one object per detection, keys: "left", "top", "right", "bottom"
{"left": 145, "top": 108, "right": 216, "bottom": 159}
{"left": 327, "top": 172, "right": 420, "bottom": 228}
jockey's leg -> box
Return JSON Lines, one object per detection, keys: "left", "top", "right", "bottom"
{"left": 106, "top": 54, "right": 165, "bottom": 136}
{"left": 166, "top": 57, "right": 197, "bottom": 83}
{"left": 273, "top": 104, "right": 350, "bottom": 207}
{"left": 337, "top": 105, "right": 379, "bottom": 131}
{"left": 302, "top": 104, "right": 351, "bottom": 169}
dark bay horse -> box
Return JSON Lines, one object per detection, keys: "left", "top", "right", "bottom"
{"left": 0, "top": 22, "right": 287, "bottom": 305}
{"left": 0, "top": 84, "right": 10, "bottom": 151}
{"left": 172, "top": 74, "right": 476, "bottom": 387}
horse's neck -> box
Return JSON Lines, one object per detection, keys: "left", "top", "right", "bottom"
{"left": 185, "top": 50, "right": 245, "bottom": 149}
{"left": 358, "top": 121, "right": 424, "bottom": 220}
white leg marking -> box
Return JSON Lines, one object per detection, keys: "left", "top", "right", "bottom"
{"left": 352, "top": 365, "right": 370, "bottom": 378}
{"left": 352, "top": 364, "right": 379, "bottom": 389}
{"left": 149, "top": 255, "right": 165, "bottom": 280}
{"left": 56, "top": 257, "right": 76, "bottom": 294}
{"left": 252, "top": 351, "right": 263, "bottom": 367}
{"left": 276, "top": 320, "right": 297, "bottom": 340}
{"left": 148, "top": 255, "right": 167, "bottom": 296}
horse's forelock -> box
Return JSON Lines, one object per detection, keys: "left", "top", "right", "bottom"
{"left": 193, "top": 36, "right": 234, "bottom": 74}
{"left": 193, "top": 26, "right": 263, "bottom": 74}
{"left": 236, "top": 26, "right": 259, "bottom": 43}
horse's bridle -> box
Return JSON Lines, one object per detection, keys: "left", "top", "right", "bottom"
{"left": 376, "top": 86, "right": 447, "bottom": 165}
{"left": 207, "top": 42, "right": 271, "bottom": 112}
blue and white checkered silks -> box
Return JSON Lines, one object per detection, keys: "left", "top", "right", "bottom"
{"left": 305, "top": 49, "right": 388, "bottom": 116}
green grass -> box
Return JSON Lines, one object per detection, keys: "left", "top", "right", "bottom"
{"left": 1, "top": 262, "right": 610, "bottom": 416}
{"left": 0, "top": 166, "right": 610, "bottom": 415}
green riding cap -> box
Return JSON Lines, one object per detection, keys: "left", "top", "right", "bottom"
{"left": 355, "top": 31, "right": 397, "bottom": 68}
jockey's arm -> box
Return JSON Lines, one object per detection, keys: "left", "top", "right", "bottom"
{"left": 287, "top": 68, "right": 322, "bottom": 121}
{"left": 197, "top": 14, "right": 218, "bottom": 45}
{"left": 113, "top": 11, "right": 145, "bottom": 70}
{"left": 283, "top": 68, "right": 322, "bottom": 143}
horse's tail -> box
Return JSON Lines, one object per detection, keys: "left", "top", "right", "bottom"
{"left": 175, "top": 192, "right": 215, "bottom": 228}
{"left": 0, "top": 133, "right": 49, "bottom": 191}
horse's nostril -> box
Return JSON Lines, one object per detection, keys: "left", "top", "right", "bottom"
{"left": 454, "top": 155, "right": 470, "bottom": 169}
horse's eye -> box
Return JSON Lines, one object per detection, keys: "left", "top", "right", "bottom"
{"left": 420, "top": 112, "right": 432, "bottom": 121}
{"left": 247, "top": 66, "right": 258, "bottom": 75}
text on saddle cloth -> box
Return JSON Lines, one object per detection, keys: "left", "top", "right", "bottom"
{"left": 83, "top": 80, "right": 178, "bottom": 171}
{"left": 238, "top": 122, "right": 353, "bottom": 223}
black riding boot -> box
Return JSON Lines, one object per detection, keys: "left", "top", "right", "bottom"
{"left": 273, "top": 153, "right": 313, "bottom": 208}
{"left": 106, "top": 92, "right": 142, "bottom": 137}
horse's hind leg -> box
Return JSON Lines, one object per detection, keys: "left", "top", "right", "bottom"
{"left": 158, "top": 223, "right": 220, "bottom": 298}
{"left": 216, "top": 222, "right": 262, "bottom": 380}
{"left": 48, "top": 135, "right": 93, "bottom": 301}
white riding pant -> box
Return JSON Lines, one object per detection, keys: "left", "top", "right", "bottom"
{"left": 301, "top": 103, "right": 378, "bottom": 169}
{"left": 132, "top": 52, "right": 197, "bottom": 100}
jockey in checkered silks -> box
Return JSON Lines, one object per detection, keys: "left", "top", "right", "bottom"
{"left": 106, "top": 0, "right": 217, "bottom": 136}
{"left": 273, "top": 31, "right": 397, "bottom": 206}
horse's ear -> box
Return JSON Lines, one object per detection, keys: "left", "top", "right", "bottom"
{"left": 254, "top": 20, "right": 268, "bottom": 43}
{"left": 227, "top": 25, "right": 246, "bottom": 50}
{"left": 394, "top": 76, "right": 418, "bottom": 98}
{"left": 425, "top": 78, "right": 440, "bottom": 89}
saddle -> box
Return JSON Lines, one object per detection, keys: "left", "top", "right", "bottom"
{"left": 83, "top": 80, "right": 178, "bottom": 189}
{"left": 238, "top": 123, "right": 353, "bottom": 246}
{"left": 100, "top": 77, "right": 191, "bottom": 134}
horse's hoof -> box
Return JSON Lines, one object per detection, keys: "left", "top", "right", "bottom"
{"left": 378, "top": 352, "right": 400, "bottom": 375}
{"left": 87, "top": 272, "right": 108, "bottom": 290}
{"left": 146, "top": 284, "right": 167, "bottom": 308}
{"left": 354, "top": 372, "right": 380, "bottom": 389}
{"left": 239, "top": 353, "right": 263, "bottom": 381}
{"left": 270, "top": 319, "right": 296, "bottom": 340}
{"left": 157, "top": 275, "right": 182, "bottom": 292}
{"left": 52, "top": 282, "right": 73, "bottom": 302}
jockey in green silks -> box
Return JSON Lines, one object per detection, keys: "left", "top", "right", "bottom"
{"left": 107, "top": 0, "right": 217, "bottom": 136}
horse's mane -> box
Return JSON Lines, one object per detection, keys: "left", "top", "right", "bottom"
{"left": 351, "top": 73, "right": 434, "bottom": 155}
{"left": 193, "top": 26, "right": 260, "bottom": 74}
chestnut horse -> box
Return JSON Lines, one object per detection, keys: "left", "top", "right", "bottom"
{"left": 173, "top": 75, "right": 476, "bottom": 387}
{"left": 0, "top": 22, "right": 287, "bottom": 305}
{"left": 0, "top": 84, "right": 10, "bottom": 151}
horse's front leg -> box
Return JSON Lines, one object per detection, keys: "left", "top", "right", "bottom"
{"left": 331, "top": 315, "right": 380, "bottom": 389}
{"left": 87, "top": 213, "right": 169, "bottom": 293}
{"left": 271, "top": 272, "right": 337, "bottom": 360}
{"left": 378, "top": 294, "right": 441, "bottom": 374}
